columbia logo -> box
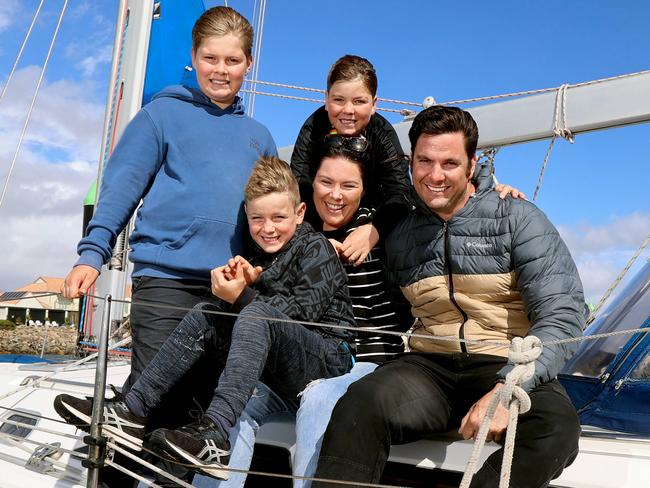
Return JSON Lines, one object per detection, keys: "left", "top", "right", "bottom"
{"left": 465, "top": 241, "right": 492, "bottom": 249}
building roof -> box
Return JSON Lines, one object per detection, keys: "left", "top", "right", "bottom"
{"left": 17, "top": 276, "right": 64, "bottom": 294}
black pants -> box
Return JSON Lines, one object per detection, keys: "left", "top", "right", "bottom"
{"left": 313, "top": 353, "right": 580, "bottom": 488}
{"left": 100, "top": 276, "right": 214, "bottom": 488}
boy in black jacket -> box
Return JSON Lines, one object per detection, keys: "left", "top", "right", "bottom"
{"left": 54, "top": 156, "right": 355, "bottom": 479}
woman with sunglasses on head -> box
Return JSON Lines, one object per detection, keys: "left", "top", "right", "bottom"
{"left": 291, "top": 54, "right": 411, "bottom": 266}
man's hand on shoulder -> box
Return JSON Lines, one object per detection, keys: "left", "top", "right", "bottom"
{"left": 495, "top": 183, "right": 526, "bottom": 200}
{"left": 458, "top": 383, "right": 508, "bottom": 443}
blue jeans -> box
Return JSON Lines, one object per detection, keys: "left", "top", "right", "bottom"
{"left": 194, "top": 362, "right": 377, "bottom": 488}
{"left": 293, "top": 362, "right": 377, "bottom": 488}
{"left": 193, "top": 383, "right": 296, "bottom": 488}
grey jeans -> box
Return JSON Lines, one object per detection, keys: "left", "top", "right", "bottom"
{"left": 127, "top": 299, "right": 352, "bottom": 430}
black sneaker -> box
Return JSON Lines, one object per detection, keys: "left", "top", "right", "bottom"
{"left": 53, "top": 393, "right": 147, "bottom": 451}
{"left": 147, "top": 416, "right": 231, "bottom": 480}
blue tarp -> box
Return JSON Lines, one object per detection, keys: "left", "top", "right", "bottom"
{"left": 0, "top": 354, "right": 56, "bottom": 364}
{"left": 560, "top": 262, "right": 650, "bottom": 435}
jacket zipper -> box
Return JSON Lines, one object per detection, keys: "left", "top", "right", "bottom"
{"left": 443, "top": 221, "right": 469, "bottom": 353}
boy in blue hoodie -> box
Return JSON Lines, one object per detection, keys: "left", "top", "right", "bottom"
{"left": 55, "top": 156, "right": 356, "bottom": 480}
{"left": 60, "top": 6, "right": 275, "bottom": 455}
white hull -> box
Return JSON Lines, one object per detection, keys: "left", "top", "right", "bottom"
{"left": 1, "top": 359, "right": 650, "bottom": 487}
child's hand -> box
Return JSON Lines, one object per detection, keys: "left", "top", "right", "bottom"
{"left": 210, "top": 263, "right": 247, "bottom": 304}
{"left": 225, "top": 255, "right": 262, "bottom": 285}
{"left": 328, "top": 238, "right": 344, "bottom": 255}
{"left": 339, "top": 223, "right": 379, "bottom": 266}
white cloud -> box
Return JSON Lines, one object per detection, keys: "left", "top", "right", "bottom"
{"left": 558, "top": 213, "right": 650, "bottom": 305}
{"left": 0, "top": 67, "right": 105, "bottom": 291}
{"left": 0, "top": 66, "right": 105, "bottom": 161}
{"left": 0, "top": 0, "right": 20, "bottom": 32}
{"left": 79, "top": 44, "right": 113, "bottom": 77}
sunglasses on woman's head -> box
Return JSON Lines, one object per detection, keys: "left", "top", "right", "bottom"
{"left": 324, "top": 134, "right": 369, "bottom": 153}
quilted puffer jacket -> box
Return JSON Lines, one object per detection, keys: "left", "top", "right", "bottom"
{"left": 385, "top": 167, "right": 586, "bottom": 390}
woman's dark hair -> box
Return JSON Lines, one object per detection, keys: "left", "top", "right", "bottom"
{"left": 316, "top": 144, "right": 367, "bottom": 179}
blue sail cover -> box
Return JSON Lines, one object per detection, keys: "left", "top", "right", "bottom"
{"left": 142, "top": 0, "right": 205, "bottom": 105}
{"left": 559, "top": 261, "right": 650, "bottom": 435}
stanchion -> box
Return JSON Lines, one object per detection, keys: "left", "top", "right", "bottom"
{"left": 85, "top": 294, "right": 112, "bottom": 488}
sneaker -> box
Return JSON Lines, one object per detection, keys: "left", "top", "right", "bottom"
{"left": 53, "top": 393, "right": 147, "bottom": 451}
{"left": 147, "top": 416, "right": 231, "bottom": 480}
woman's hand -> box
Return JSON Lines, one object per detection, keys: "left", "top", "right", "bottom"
{"left": 495, "top": 183, "right": 526, "bottom": 200}
{"left": 339, "top": 223, "right": 380, "bottom": 266}
{"left": 61, "top": 265, "right": 100, "bottom": 298}
{"left": 211, "top": 263, "right": 247, "bottom": 304}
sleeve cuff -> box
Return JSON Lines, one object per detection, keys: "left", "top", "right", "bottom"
{"left": 231, "top": 286, "right": 256, "bottom": 313}
{"left": 75, "top": 251, "right": 104, "bottom": 272}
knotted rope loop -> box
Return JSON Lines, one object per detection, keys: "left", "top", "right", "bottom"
{"left": 459, "top": 336, "right": 542, "bottom": 488}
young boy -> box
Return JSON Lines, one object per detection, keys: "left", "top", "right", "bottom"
{"left": 54, "top": 156, "right": 356, "bottom": 479}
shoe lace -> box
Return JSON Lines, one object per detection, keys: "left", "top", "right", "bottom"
{"left": 183, "top": 399, "right": 216, "bottom": 434}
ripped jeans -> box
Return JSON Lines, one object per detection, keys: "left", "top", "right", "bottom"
{"left": 193, "top": 362, "right": 378, "bottom": 488}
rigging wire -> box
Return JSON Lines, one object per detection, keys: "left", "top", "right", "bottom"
{"left": 247, "top": 0, "right": 268, "bottom": 117}
{"left": 0, "top": 0, "right": 70, "bottom": 212}
{"left": 0, "top": 0, "right": 46, "bottom": 105}
{"left": 588, "top": 234, "right": 650, "bottom": 323}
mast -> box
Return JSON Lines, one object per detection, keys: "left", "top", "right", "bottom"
{"left": 90, "top": 0, "right": 154, "bottom": 329}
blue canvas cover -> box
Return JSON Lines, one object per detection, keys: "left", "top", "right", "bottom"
{"left": 560, "top": 261, "right": 650, "bottom": 435}
{"left": 142, "top": 0, "right": 204, "bottom": 105}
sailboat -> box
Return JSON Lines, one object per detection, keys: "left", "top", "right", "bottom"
{"left": 0, "top": 0, "right": 649, "bottom": 487}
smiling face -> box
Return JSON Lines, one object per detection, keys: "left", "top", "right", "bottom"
{"left": 191, "top": 34, "right": 251, "bottom": 109}
{"left": 411, "top": 132, "right": 477, "bottom": 221}
{"left": 246, "top": 192, "right": 305, "bottom": 253}
{"left": 313, "top": 156, "right": 364, "bottom": 231}
{"left": 325, "top": 78, "right": 377, "bottom": 136}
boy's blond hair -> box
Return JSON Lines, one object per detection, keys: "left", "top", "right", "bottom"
{"left": 192, "top": 6, "right": 253, "bottom": 57}
{"left": 244, "top": 156, "right": 301, "bottom": 206}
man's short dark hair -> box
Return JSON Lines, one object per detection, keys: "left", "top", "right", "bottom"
{"left": 408, "top": 106, "right": 479, "bottom": 161}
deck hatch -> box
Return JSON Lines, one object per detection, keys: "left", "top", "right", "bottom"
{"left": 0, "top": 413, "right": 38, "bottom": 440}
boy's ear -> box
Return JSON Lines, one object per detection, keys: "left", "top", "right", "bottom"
{"left": 296, "top": 202, "right": 306, "bottom": 223}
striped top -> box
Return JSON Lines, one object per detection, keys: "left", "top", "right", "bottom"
{"left": 323, "top": 209, "right": 413, "bottom": 363}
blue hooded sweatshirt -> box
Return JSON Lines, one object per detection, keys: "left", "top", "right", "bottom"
{"left": 76, "top": 85, "right": 277, "bottom": 281}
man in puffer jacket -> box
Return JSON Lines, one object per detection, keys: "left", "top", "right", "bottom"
{"left": 313, "top": 105, "right": 585, "bottom": 488}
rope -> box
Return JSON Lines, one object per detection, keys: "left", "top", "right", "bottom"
{"left": 0, "top": 0, "right": 46, "bottom": 104}
{"left": 0, "top": 0, "right": 69, "bottom": 212}
{"left": 459, "top": 336, "right": 542, "bottom": 488}
{"left": 532, "top": 84, "right": 574, "bottom": 201}
{"left": 94, "top": 294, "right": 650, "bottom": 350}
{"left": 588, "top": 234, "right": 650, "bottom": 322}
{"left": 6, "top": 291, "right": 649, "bottom": 487}
{"left": 0, "top": 336, "right": 131, "bottom": 403}
{"left": 240, "top": 68, "right": 650, "bottom": 115}
{"left": 238, "top": 88, "right": 411, "bottom": 115}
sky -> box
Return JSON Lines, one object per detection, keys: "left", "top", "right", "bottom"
{"left": 0, "top": 0, "right": 649, "bottom": 307}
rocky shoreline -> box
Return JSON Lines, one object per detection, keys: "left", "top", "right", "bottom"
{"left": 0, "top": 325, "right": 78, "bottom": 356}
